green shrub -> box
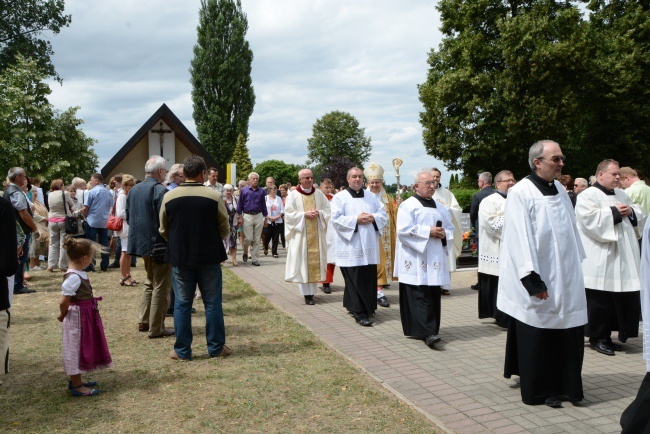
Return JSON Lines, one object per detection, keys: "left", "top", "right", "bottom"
{"left": 450, "top": 188, "right": 479, "bottom": 212}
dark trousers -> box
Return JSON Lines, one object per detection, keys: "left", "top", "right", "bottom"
{"left": 263, "top": 223, "right": 281, "bottom": 255}
{"left": 85, "top": 226, "right": 109, "bottom": 270}
{"left": 13, "top": 233, "right": 30, "bottom": 290}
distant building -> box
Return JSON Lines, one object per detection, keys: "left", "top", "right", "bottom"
{"left": 101, "top": 103, "right": 222, "bottom": 181}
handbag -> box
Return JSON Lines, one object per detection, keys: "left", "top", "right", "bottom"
{"left": 106, "top": 199, "right": 123, "bottom": 231}
{"left": 63, "top": 191, "right": 79, "bottom": 235}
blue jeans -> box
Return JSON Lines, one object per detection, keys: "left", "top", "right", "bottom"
{"left": 14, "top": 233, "right": 30, "bottom": 290}
{"left": 85, "top": 226, "right": 109, "bottom": 270}
{"left": 172, "top": 264, "right": 225, "bottom": 359}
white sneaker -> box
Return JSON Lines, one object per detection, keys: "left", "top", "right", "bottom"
{"left": 31, "top": 266, "right": 44, "bottom": 271}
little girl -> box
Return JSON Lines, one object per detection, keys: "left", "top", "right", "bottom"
{"left": 58, "top": 237, "right": 112, "bottom": 397}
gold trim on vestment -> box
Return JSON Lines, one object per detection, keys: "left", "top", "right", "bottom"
{"left": 302, "top": 194, "right": 320, "bottom": 282}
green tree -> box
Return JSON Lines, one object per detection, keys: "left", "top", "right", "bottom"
{"left": 254, "top": 159, "right": 304, "bottom": 186}
{"left": 418, "top": 0, "right": 648, "bottom": 180}
{"left": 0, "top": 55, "right": 97, "bottom": 182}
{"left": 320, "top": 156, "right": 355, "bottom": 190}
{"left": 0, "top": 0, "right": 71, "bottom": 80}
{"left": 306, "top": 111, "right": 372, "bottom": 172}
{"left": 231, "top": 133, "right": 253, "bottom": 180}
{"left": 190, "top": 0, "right": 255, "bottom": 168}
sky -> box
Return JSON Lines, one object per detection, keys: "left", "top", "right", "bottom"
{"left": 46, "top": 0, "right": 455, "bottom": 186}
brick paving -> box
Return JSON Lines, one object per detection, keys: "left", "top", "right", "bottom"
{"left": 228, "top": 249, "right": 646, "bottom": 433}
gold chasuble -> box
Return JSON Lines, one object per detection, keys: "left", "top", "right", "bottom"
{"left": 302, "top": 193, "right": 321, "bottom": 282}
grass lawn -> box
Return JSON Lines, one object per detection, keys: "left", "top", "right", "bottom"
{"left": 2, "top": 259, "right": 436, "bottom": 433}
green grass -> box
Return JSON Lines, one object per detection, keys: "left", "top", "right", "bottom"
{"left": 2, "top": 261, "right": 436, "bottom": 433}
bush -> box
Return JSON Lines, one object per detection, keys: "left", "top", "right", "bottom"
{"left": 450, "top": 188, "right": 479, "bottom": 212}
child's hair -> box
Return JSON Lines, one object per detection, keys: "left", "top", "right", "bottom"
{"left": 62, "top": 237, "right": 104, "bottom": 261}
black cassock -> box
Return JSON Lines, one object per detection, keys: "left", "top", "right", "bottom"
{"left": 341, "top": 264, "right": 377, "bottom": 317}
{"left": 478, "top": 273, "right": 510, "bottom": 328}
{"left": 621, "top": 372, "right": 650, "bottom": 433}
{"left": 399, "top": 283, "right": 441, "bottom": 338}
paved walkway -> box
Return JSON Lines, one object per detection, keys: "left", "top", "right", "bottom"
{"left": 229, "top": 249, "right": 645, "bottom": 434}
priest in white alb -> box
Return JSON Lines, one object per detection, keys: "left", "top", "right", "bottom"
{"left": 331, "top": 167, "right": 387, "bottom": 327}
{"left": 497, "top": 140, "right": 587, "bottom": 408}
{"left": 431, "top": 168, "right": 462, "bottom": 295}
{"left": 575, "top": 159, "right": 643, "bottom": 356}
{"left": 364, "top": 163, "right": 397, "bottom": 308}
{"left": 284, "top": 169, "right": 331, "bottom": 305}
{"left": 477, "top": 170, "right": 514, "bottom": 328}
{"left": 394, "top": 171, "right": 454, "bottom": 349}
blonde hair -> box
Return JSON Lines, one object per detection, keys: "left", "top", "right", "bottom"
{"left": 121, "top": 174, "right": 136, "bottom": 187}
{"left": 63, "top": 237, "right": 105, "bottom": 261}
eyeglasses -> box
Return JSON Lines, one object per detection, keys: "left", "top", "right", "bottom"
{"left": 418, "top": 181, "right": 436, "bottom": 186}
{"left": 538, "top": 155, "right": 566, "bottom": 164}
{"left": 496, "top": 179, "right": 515, "bottom": 184}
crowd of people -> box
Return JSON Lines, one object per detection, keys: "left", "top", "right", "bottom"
{"left": 1, "top": 141, "right": 649, "bottom": 430}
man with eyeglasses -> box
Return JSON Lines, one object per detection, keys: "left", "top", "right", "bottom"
{"left": 477, "top": 171, "right": 514, "bottom": 328}
{"left": 469, "top": 172, "right": 495, "bottom": 290}
{"left": 364, "top": 163, "right": 397, "bottom": 308}
{"left": 497, "top": 140, "right": 587, "bottom": 408}
{"left": 3, "top": 167, "right": 37, "bottom": 294}
{"left": 575, "top": 159, "right": 643, "bottom": 357}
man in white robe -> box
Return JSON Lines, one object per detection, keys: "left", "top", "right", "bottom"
{"left": 394, "top": 172, "right": 454, "bottom": 348}
{"left": 497, "top": 140, "right": 587, "bottom": 408}
{"left": 620, "top": 221, "right": 650, "bottom": 432}
{"left": 477, "top": 170, "right": 514, "bottom": 328}
{"left": 284, "top": 169, "right": 331, "bottom": 305}
{"left": 364, "top": 163, "right": 397, "bottom": 308}
{"left": 431, "top": 168, "right": 462, "bottom": 295}
{"left": 331, "top": 167, "right": 387, "bottom": 327}
{"left": 575, "top": 159, "right": 643, "bottom": 356}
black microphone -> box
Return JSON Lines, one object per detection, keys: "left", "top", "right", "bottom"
{"left": 436, "top": 221, "right": 447, "bottom": 247}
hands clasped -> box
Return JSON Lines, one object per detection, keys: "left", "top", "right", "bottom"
{"left": 357, "top": 212, "right": 375, "bottom": 224}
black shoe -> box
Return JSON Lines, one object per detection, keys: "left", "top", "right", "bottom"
{"left": 100, "top": 267, "right": 108, "bottom": 272}
{"left": 377, "top": 296, "right": 390, "bottom": 308}
{"left": 191, "top": 308, "right": 197, "bottom": 314}
{"left": 243, "top": 253, "right": 248, "bottom": 263}
{"left": 304, "top": 295, "right": 315, "bottom": 305}
{"left": 322, "top": 284, "right": 331, "bottom": 294}
{"left": 84, "top": 266, "right": 95, "bottom": 272}
{"left": 107, "top": 263, "right": 120, "bottom": 269}
{"left": 544, "top": 397, "right": 562, "bottom": 408}
{"left": 251, "top": 261, "right": 260, "bottom": 266}
{"left": 355, "top": 317, "right": 373, "bottom": 327}
{"left": 425, "top": 335, "right": 441, "bottom": 348}
{"left": 471, "top": 283, "right": 479, "bottom": 290}
{"left": 592, "top": 341, "right": 615, "bottom": 356}
{"left": 609, "top": 342, "right": 623, "bottom": 351}
{"left": 14, "top": 286, "right": 36, "bottom": 294}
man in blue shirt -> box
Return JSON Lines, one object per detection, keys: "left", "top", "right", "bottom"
{"left": 83, "top": 173, "right": 112, "bottom": 271}
{"left": 236, "top": 172, "right": 267, "bottom": 266}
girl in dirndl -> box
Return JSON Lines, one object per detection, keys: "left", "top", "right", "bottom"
{"left": 58, "top": 237, "right": 112, "bottom": 397}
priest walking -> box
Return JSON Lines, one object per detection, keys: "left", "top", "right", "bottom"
{"left": 331, "top": 167, "right": 387, "bottom": 327}
{"left": 284, "top": 169, "right": 331, "bottom": 305}
{"left": 497, "top": 140, "right": 587, "bottom": 408}
{"left": 575, "top": 159, "right": 643, "bottom": 356}
{"left": 394, "top": 171, "right": 454, "bottom": 348}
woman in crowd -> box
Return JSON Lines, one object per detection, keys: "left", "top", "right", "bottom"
{"left": 222, "top": 184, "right": 239, "bottom": 266}
{"left": 263, "top": 186, "right": 284, "bottom": 258}
{"left": 116, "top": 174, "right": 137, "bottom": 286}
{"left": 47, "top": 179, "right": 76, "bottom": 272}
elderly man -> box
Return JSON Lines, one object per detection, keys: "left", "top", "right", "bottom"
{"left": 284, "top": 169, "right": 331, "bottom": 305}
{"left": 167, "top": 163, "right": 185, "bottom": 191}
{"left": 0, "top": 196, "right": 18, "bottom": 373}
{"left": 331, "top": 167, "right": 387, "bottom": 327}
{"left": 477, "top": 170, "right": 514, "bottom": 328}
{"left": 395, "top": 171, "right": 454, "bottom": 348}
{"left": 469, "top": 172, "right": 495, "bottom": 290}
{"left": 575, "top": 160, "right": 643, "bottom": 356}
{"left": 497, "top": 140, "right": 587, "bottom": 408}
{"left": 204, "top": 167, "right": 224, "bottom": 194}
{"left": 82, "top": 173, "right": 113, "bottom": 272}
{"left": 236, "top": 172, "right": 267, "bottom": 266}
{"left": 574, "top": 178, "right": 589, "bottom": 195}
{"left": 364, "top": 163, "right": 397, "bottom": 308}
{"left": 620, "top": 167, "right": 650, "bottom": 219}
{"left": 127, "top": 156, "right": 173, "bottom": 339}
{"left": 4, "top": 167, "right": 37, "bottom": 294}
{"left": 160, "top": 155, "right": 232, "bottom": 360}
{"left": 431, "top": 168, "right": 462, "bottom": 295}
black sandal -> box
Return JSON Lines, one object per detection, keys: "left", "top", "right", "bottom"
{"left": 120, "top": 276, "right": 138, "bottom": 287}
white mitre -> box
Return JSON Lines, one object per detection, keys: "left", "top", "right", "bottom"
{"left": 363, "top": 163, "right": 384, "bottom": 181}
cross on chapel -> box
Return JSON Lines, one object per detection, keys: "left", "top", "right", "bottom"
{"left": 150, "top": 121, "right": 172, "bottom": 157}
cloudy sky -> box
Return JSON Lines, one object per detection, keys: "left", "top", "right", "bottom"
{"left": 47, "top": 0, "right": 454, "bottom": 186}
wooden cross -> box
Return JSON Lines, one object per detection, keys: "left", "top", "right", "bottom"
{"left": 151, "top": 121, "right": 172, "bottom": 157}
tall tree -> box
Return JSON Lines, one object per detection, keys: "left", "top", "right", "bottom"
{"left": 0, "top": 55, "right": 97, "bottom": 182}
{"left": 254, "top": 159, "right": 304, "bottom": 186}
{"left": 418, "top": 0, "right": 648, "bottom": 180}
{"left": 320, "top": 156, "right": 356, "bottom": 190}
{"left": 190, "top": 0, "right": 255, "bottom": 168}
{"left": 0, "top": 0, "right": 71, "bottom": 80}
{"left": 306, "top": 111, "right": 371, "bottom": 173}
{"left": 231, "top": 133, "right": 253, "bottom": 180}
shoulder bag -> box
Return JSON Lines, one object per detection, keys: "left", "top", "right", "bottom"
{"left": 106, "top": 197, "right": 123, "bottom": 231}
{"left": 63, "top": 191, "right": 79, "bottom": 235}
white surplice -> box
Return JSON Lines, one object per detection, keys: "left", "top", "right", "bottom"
{"left": 496, "top": 179, "right": 587, "bottom": 329}
{"left": 641, "top": 222, "right": 650, "bottom": 371}
{"left": 575, "top": 187, "right": 643, "bottom": 293}
{"left": 478, "top": 193, "right": 506, "bottom": 276}
{"left": 330, "top": 189, "right": 387, "bottom": 267}
{"left": 284, "top": 189, "right": 331, "bottom": 283}
{"left": 433, "top": 187, "right": 462, "bottom": 272}
{"left": 393, "top": 197, "right": 454, "bottom": 286}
